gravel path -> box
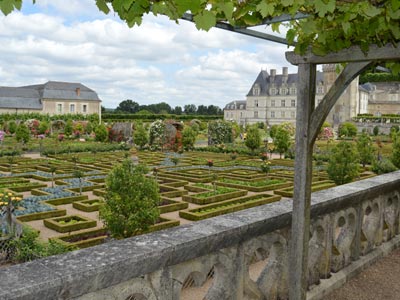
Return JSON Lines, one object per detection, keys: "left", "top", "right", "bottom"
{"left": 325, "top": 247, "right": 400, "bottom": 300}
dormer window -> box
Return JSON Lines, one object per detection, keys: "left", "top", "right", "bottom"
{"left": 270, "top": 88, "right": 277, "bottom": 95}
{"left": 253, "top": 84, "right": 260, "bottom": 96}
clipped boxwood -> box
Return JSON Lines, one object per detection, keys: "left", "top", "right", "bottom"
{"left": 17, "top": 208, "right": 66, "bottom": 222}
{"left": 44, "top": 215, "right": 97, "bottom": 233}
{"left": 180, "top": 193, "right": 281, "bottom": 221}
{"left": 183, "top": 189, "right": 247, "bottom": 205}
{"left": 217, "top": 178, "right": 292, "bottom": 192}
{"left": 158, "top": 198, "right": 188, "bottom": 214}
{"left": 73, "top": 199, "right": 104, "bottom": 212}
{"left": 50, "top": 228, "right": 108, "bottom": 249}
{"left": 45, "top": 195, "right": 88, "bottom": 206}
{"left": 275, "top": 180, "right": 336, "bottom": 198}
{"left": 7, "top": 182, "right": 48, "bottom": 192}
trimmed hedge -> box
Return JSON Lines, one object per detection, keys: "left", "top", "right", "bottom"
{"left": 102, "top": 113, "right": 222, "bottom": 121}
{"left": 217, "top": 178, "right": 292, "bottom": 192}
{"left": 275, "top": 180, "right": 336, "bottom": 198}
{"left": 179, "top": 193, "right": 281, "bottom": 221}
{"left": 50, "top": 228, "right": 108, "bottom": 249}
{"left": 72, "top": 199, "right": 104, "bottom": 212}
{"left": 158, "top": 198, "right": 189, "bottom": 214}
{"left": 17, "top": 209, "right": 66, "bottom": 222}
{"left": 183, "top": 189, "right": 247, "bottom": 205}
{"left": 44, "top": 215, "right": 97, "bottom": 233}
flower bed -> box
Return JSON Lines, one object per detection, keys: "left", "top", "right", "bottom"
{"left": 50, "top": 228, "right": 108, "bottom": 249}
{"left": 179, "top": 193, "right": 281, "bottom": 221}
{"left": 72, "top": 199, "right": 104, "bottom": 212}
{"left": 44, "top": 215, "right": 97, "bottom": 233}
{"left": 183, "top": 188, "right": 247, "bottom": 205}
{"left": 274, "top": 180, "right": 336, "bottom": 198}
{"left": 217, "top": 177, "right": 292, "bottom": 192}
{"left": 158, "top": 198, "right": 188, "bottom": 214}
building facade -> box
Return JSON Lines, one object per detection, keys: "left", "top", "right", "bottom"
{"left": 0, "top": 81, "right": 101, "bottom": 116}
{"left": 362, "top": 82, "right": 400, "bottom": 115}
{"left": 224, "top": 66, "right": 366, "bottom": 127}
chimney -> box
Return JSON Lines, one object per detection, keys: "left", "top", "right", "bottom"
{"left": 282, "top": 67, "right": 288, "bottom": 83}
{"left": 76, "top": 87, "right": 81, "bottom": 96}
{"left": 270, "top": 69, "right": 276, "bottom": 82}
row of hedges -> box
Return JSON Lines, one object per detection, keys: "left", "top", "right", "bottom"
{"left": 102, "top": 114, "right": 222, "bottom": 121}
{"left": 179, "top": 193, "right": 281, "bottom": 221}
{"left": 42, "top": 143, "right": 131, "bottom": 156}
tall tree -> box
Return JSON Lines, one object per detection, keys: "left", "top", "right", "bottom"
{"left": 327, "top": 141, "right": 360, "bottom": 185}
{"left": 356, "top": 132, "right": 374, "bottom": 168}
{"left": 116, "top": 100, "right": 140, "bottom": 114}
{"left": 184, "top": 104, "right": 197, "bottom": 115}
{"left": 173, "top": 106, "right": 182, "bottom": 115}
{"left": 245, "top": 126, "right": 261, "bottom": 154}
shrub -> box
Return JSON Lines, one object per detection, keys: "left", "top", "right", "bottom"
{"left": 327, "top": 141, "right": 359, "bottom": 185}
{"left": 94, "top": 123, "right": 108, "bottom": 142}
{"left": 373, "top": 125, "right": 380, "bottom": 136}
{"left": 356, "top": 132, "right": 374, "bottom": 167}
{"left": 207, "top": 120, "right": 233, "bottom": 145}
{"left": 100, "top": 160, "right": 160, "bottom": 239}
{"left": 8, "top": 121, "right": 17, "bottom": 134}
{"left": 181, "top": 126, "right": 197, "bottom": 150}
{"left": 392, "top": 132, "right": 400, "bottom": 168}
{"left": 133, "top": 125, "right": 148, "bottom": 149}
{"left": 338, "top": 122, "right": 357, "bottom": 138}
{"left": 372, "top": 158, "right": 397, "bottom": 174}
{"left": 245, "top": 126, "right": 261, "bottom": 154}
{"left": 64, "top": 120, "right": 73, "bottom": 136}
{"left": 15, "top": 123, "right": 30, "bottom": 144}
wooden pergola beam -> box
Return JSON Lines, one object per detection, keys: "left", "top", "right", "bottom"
{"left": 286, "top": 42, "right": 400, "bottom": 65}
{"left": 286, "top": 42, "right": 400, "bottom": 300}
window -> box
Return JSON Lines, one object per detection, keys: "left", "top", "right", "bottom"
{"left": 271, "top": 111, "right": 275, "bottom": 118}
{"left": 271, "top": 100, "right": 275, "bottom": 107}
{"left": 253, "top": 84, "right": 260, "bottom": 96}
{"left": 254, "top": 100, "right": 259, "bottom": 107}
{"left": 281, "top": 111, "right": 285, "bottom": 118}
{"left": 281, "top": 88, "right": 288, "bottom": 95}
{"left": 82, "top": 104, "right": 87, "bottom": 113}
{"left": 291, "top": 99, "right": 296, "bottom": 107}
{"left": 240, "top": 104, "right": 244, "bottom": 109}
{"left": 317, "top": 86, "right": 324, "bottom": 94}
{"left": 270, "top": 88, "right": 277, "bottom": 95}
{"left": 70, "top": 104, "right": 75, "bottom": 113}
{"left": 290, "top": 88, "right": 296, "bottom": 95}
{"left": 254, "top": 111, "right": 258, "bottom": 118}
{"left": 240, "top": 112, "right": 243, "bottom": 117}
{"left": 291, "top": 111, "right": 295, "bottom": 118}
{"left": 57, "top": 103, "right": 62, "bottom": 113}
{"left": 281, "top": 100, "right": 285, "bottom": 107}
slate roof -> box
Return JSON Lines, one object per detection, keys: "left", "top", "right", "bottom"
{"left": 0, "top": 87, "right": 42, "bottom": 109}
{"left": 22, "top": 81, "right": 101, "bottom": 101}
{"left": 246, "top": 70, "right": 324, "bottom": 96}
{"left": 0, "top": 81, "right": 100, "bottom": 110}
{"left": 224, "top": 100, "right": 246, "bottom": 110}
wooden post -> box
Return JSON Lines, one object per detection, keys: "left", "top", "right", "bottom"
{"left": 289, "top": 63, "right": 316, "bottom": 300}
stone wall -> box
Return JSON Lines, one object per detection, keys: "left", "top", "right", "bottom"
{"left": 1, "top": 171, "right": 400, "bottom": 300}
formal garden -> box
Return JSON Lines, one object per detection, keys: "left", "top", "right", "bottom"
{"left": 0, "top": 114, "right": 399, "bottom": 267}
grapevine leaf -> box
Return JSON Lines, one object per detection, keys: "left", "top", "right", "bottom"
{"left": 363, "top": 4, "right": 381, "bottom": 18}
{"left": 256, "top": 1, "right": 274, "bottom": 17}
{"left": 123, "top": 0, "right": 134, "bottom": 11}
{"left": 193, "top": 10, "right": 216, "bottom": 31}
{"left": 392, "top": 0, "right": 400, "bottom": 11}
{"left": 0, "top": 0, "right": 15, "bottom": 15}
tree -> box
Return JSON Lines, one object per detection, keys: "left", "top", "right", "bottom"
{"left": 327, "top": 141, "right": 360, "bottom": 185}
{"left": 173, "top": 106, "right": 183, "bottom": 115}
{"left": 133, "top": 125, "right": 148, "bottom": 149}
{"left": 116, "top": 100, "right": 140, "bottom": 114}
{"left": 338, "top": 122, "right": 357, "bottom": 138}
{"left": 356, "top": 132, "right": 374, "bottom": 168}
{"left": 273, "top": 126, "right": 291, "bottom": 159}
{"left": 183, "top": 104, "right": 197, "bottom": 115}
{"left": 392, "top": 132, "right": 400, "bottom": 169}
{"left": 181, "top": 126, "right": 197, "bottom": 150}
{"left": 373, "top": 125, "right": 380, "bottom": 136}
{"left": 245, "top": 126, "right": 261, "bottom": 154}
{"left": 94, "top": 123, "right": 108, "bottom": 142}
{"left": 64, "top": 120, "right": 73, "bottom": 136}
{"left": 99, "top": 160, "right": 160, "bottom": 239}
{"left": 15, "top": 123, "right": 30, "bottom": 144}
{"left": 73, "top": 170, "right": 85, "bottom": 195}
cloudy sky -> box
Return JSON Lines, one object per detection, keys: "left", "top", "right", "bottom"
{"left": 0, "top": 0, "right": 297, "bottom": 109}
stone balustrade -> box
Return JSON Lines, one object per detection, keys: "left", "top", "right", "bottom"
{"left": 1, "top": 171, "right": 400, "bottom": 300}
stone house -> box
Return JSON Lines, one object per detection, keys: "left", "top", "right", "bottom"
{"left": 0, "top": 81, "right": 101, "bottom": 116}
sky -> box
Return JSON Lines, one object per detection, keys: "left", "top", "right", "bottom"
{"left": 0, "top": 0, "right": 297, "bottom": 109}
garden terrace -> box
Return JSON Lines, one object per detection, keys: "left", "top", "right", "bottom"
{"left": 0, "top": 152, "right": 379, "bottom": 248}
{"left": 1, "top": 171, "right": 399, "bottom": 300}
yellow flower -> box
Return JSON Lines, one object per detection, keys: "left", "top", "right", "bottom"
{"left": 15, "top": 197, "right": 22, "bottom": 202}
{"left": 0, "top": 201, "right": 6, "bottom": 206}
{"left": 11, "top": 197, "right": 15, "bottom": 201}
{"left": 0, "top": 193, "right": 4, "bottom": 197}
{"left": 7, "top": 193, "right": 12, "bottom": 196}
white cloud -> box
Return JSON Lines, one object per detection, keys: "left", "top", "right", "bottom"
{"left": 0, "top": 4, "right": 294, "bottom": 109}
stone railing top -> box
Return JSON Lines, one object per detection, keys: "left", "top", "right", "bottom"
{"left": 1, "top": 171, "right": 400, "bottom": 300}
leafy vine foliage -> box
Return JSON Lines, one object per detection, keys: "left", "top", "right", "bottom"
{"left": 1, "top": 1, "right": 399, "bottom": 70}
